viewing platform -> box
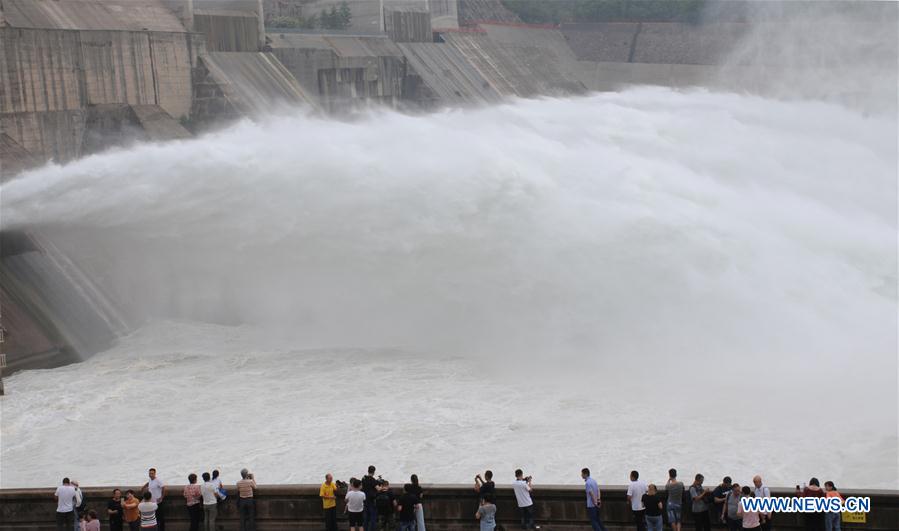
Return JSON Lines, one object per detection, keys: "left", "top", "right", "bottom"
{"left": 1, "top": 484, "right": 897, "bottom": 531}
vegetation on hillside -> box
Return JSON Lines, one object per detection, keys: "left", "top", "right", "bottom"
{"left": 502, "top": 0, "right": 706, "bottom": 24}
{"left": 267, "top": 1, "right": 352, "bottom": 30}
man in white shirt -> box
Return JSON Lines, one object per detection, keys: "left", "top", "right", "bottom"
{"left": 55, "top": 478, "right": 77, "bottom": 531}
{"left": 344, "top": 478, "right": 366, "bottom": 531}
{"left": 200, "top": 472, "right": 222, "bottom": 531}
{"left": 142, "top": 468, "right": 167, "bottom": 531}
{"left": 626, "top": 470, "right": 648, "bottom": 531}
{"left": 512, "top": 469, "right": 537, "bottom": 530}
{"left": 753, "top": 475, "right": 772, "bottom": 531}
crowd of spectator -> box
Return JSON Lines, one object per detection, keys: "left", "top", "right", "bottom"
{"left": 53, "top": 466, "right": 846, "bottom": 531}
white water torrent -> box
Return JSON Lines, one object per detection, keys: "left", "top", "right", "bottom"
{"left": 1, "top": 88, "right": 896, "bottom": 488}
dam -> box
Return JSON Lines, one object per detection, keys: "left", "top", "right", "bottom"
{"left": 0, "top": 0, "right": 897, "bottom": 505}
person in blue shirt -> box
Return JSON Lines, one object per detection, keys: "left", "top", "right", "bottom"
{"left": 581, "top": 468, "right": 607, "bottom": 531}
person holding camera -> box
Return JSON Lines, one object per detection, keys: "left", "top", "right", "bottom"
{"left": 474, "top": 471, "right": 495, "bottom": 500}
{"left": 236, "top": 469, "right": 257, "bottom": 531}
{"left": 361, "top": 466, "right": 379, "bottom": 531}
{"left": 512, "top": 469, "right": 536, "bottom": 530}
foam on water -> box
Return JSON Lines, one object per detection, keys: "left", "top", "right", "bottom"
{"left": 1, "top": 88, "right": 896, "bottom": 488}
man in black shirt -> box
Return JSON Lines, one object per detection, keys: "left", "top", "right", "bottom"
{"left": 475, "top": 471, "right": 495, "bottom": 500}
{"left": 712, "top": 477, "right": 732, "bottom": 526}
{"left": 375, "top": 481, "right": 396, "bottom": 531}
{"left": 107, "top": 489, "right": 123, "bottom": 531}
{"left": 361, "top": 466, "right": 379, "bottom": 531}
{"left": 396, "top": 484, "right": 420, "bottom": 531}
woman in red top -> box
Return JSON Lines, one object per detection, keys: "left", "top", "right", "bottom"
{"left": 183, "top": 474, "right": 203, "bottom": 531}
{"left": 795, "top": 478, "right": 825, "bottom": 531}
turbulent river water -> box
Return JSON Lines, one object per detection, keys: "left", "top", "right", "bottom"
{"left": 1, "top": 88, "right": 896, "bottom": 488}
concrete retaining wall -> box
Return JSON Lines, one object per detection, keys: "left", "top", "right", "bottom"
{"left": 1, "top": 485, "right": 896, "bottom": 531}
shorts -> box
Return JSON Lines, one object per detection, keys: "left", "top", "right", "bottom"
{"left": 348, "top": 512, "right": 364, "bottom": 526}
{"left": 667, "top": 503, "right": 682, "bottom": 524}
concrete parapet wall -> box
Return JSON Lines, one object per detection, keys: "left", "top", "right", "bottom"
{"left": 1, "top": 485, "right": 897, "bottom": 531}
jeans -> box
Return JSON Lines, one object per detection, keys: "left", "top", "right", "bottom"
{"left": 587, "top": 506, "right": 607, "bottom": 531}
{"left": 632, "top": 509, "right": 647, "bottom": 531}
{"left": 668, "top": 502, "right": 683, "bottom": 524}
{"left": 156, "top": 502, "right": 166, "bottom": 531}
{"left": 324, "top": 507, "right": 338, "bottom": 531}
{"left": 203, "top": 504, "right": 217, "bottom": 531}
{"left": 363, "top": 501, "right": 378, "bottom": 531}
{"left": 414, "top": 504, "right": 425, "bottom": 531}
{"left": 726, "top": 517, "right": 742, "bottom": 531}
{"left": 128, "top": 520, "right": 140, "bottom": 531}
{"left": 398, "top": 520, "right": 415, "bottom": 531}
{"left": 187, "top": 504, "right": 202, "bottom": 531}
{"left": 518, "top": 505, "right": 535, "bottom": 529}
{"left": 646, "top": 515, "right": 663, "bottom": 531}
{"left": 824, "top": 512, "right": 841, "bottom": 531}
{"left": 691, "top": 510, "right": 711, "bottom": 531}
{"left": 57, "top": 511, "right": 74, "bottom": 531}
{"left": 238, "top": 498, "right": 256, "bottom": 531}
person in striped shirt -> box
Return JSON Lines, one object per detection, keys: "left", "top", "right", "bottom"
{"left": 138, "top": 492, "right": 158, "bottom": 531}
{"left": 236, "top": 469, "right": 258, "bottom": 531}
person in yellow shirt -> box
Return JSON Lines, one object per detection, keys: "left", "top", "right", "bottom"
{"left": 320, "top": 474, "right": 338, "bottom": 531}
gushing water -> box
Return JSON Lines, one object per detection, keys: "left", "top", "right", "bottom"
{"left": 1, "top": 88, "right": 896, "bottom": 488}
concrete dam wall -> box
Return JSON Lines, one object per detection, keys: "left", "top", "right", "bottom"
{"left": 1, "top": 484, "right": 897, "bottom": 531}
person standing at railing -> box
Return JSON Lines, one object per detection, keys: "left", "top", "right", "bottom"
{"left": 138, "top": 492, "right": 158, "bottom": 531}
{"left": 823, "top": 481, "right": 844, "bottom": 531}
{"left": 361, "top": 466, "right": 379, "bottom": 531}
{"left": 142, "top": 469, "right": 166, "bottom": 531}
{"left": 581, "top": 468, "right": 606, "bottom": 531}
{"left": 200, "top": 472, "right": 222, "bottom": 531}
{"left": 55, "top": 478, "right": 78, "bottom": 531}
{"left": 752, "top": 476, "right": 771, "bottom": 531}
{"left": 642, "top": 484, "right": 663, "bottom": 531}
{"left": 475, "top": 494, "right": 497, "bottom": 531}
{"left": 688, "top": 474, "right": 711, "bottom": 531}
{"left": 320, "top": 474, "right": 339, "bottom": 531}
{"left": 512, "top": 469, "right": 539, "bottom": 530}
{"left": 108, "top": 489, "right": 124, "bottom": 531}
{"left": 183, "top": 474, "right": 202, "bottom": 531}
{"left": 345, "top": 478, "right": 366, "bottom": 531}
{"left": 626, "top": 470, "right": 648, "bottom": 531}
{"left": 122, "top": 491, "right": 141, "bottom": 531}
{"left": 236, "top": 469, "right": 258, "bottom": 531}
{"left": 736, "top": 486, "right": 760, "bottom": 531}
{"left": 666, "top": 469, "right": 685, "bottom": 531}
